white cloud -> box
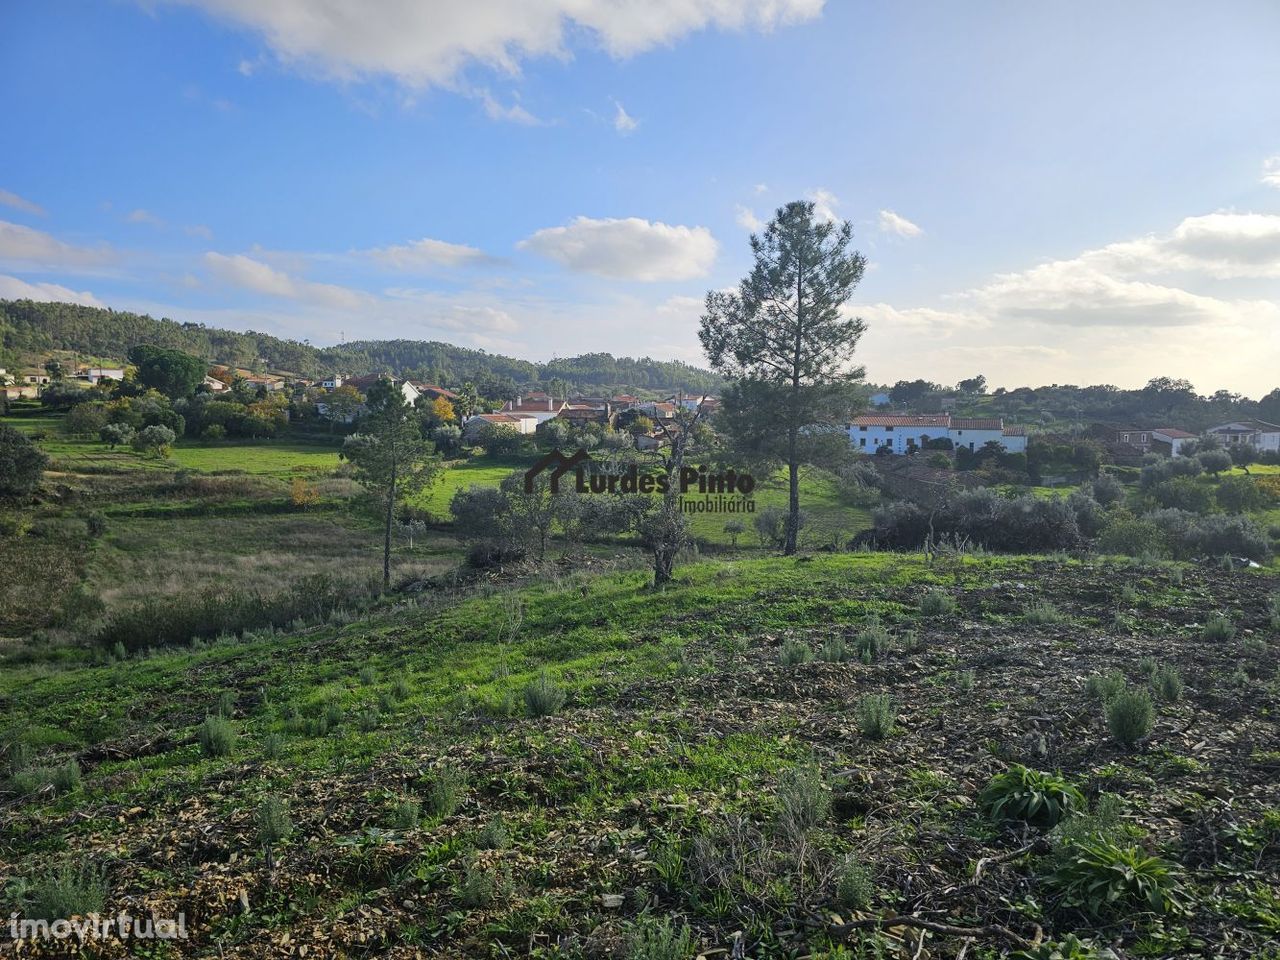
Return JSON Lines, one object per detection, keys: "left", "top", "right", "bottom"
{"left": 127, "top": 208, "right": 165, "bottom": 227}
{"left": 0, "top": 220, "right": 113, "bottom": 268}
{"left": 162, "top": 0, "right": 824, "bottom": 87}
{"left": 734, "top": 205, "right": 763, "bottom": 231}
{"left": 612, "top": 99, "right": 637, "bottom": 134}
{"left": 184, "top": 224, "right": 214, "bottom": 239}
{"left": 753, "top": 183, "right": 768, "bottom": 195}
{"left": 1263, "top": 155, "right": 1280, "bottom": 189}
{"left": 204, "top": 251, "right": 367, "bottom": 309}
{"left": 808, "top": 188, "right": 839, "bottom": 223}
{"left": 237, "top": 58, "right": 256, "bottom": 76}
{"left": 519, "top": 216, "right": 717, "bottom": 281}
{"left": 878, "top": 209, "right": 922, "bottom": 239}
{"left": 477, "top": 89, "right": 541, "bottom": 125}
{"left": 367, "top": 237, "right": 494, "bottom": 270}
{"left": 0, "top": 274, "right": 103, "bottom": 307}
{"left": 0, "top": 189, "right": 46, "bottom": 217}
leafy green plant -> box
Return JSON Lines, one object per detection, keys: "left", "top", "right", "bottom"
{"left": 624, "top": 915, "right": 696, "bottom": 960}
{"left": 955, "top": 670, "right": 976, "bottom": 694}
{"left": 980, "top": 764, "right": 1084, "bottom": 829}
{"left": 1106, "top": 688, "right": 1154, "bottom": 747}
{"left": 1084, "top": 669, "right": 1125, "bottom": 703}
{"left": 1151, "top": 664, "right": 1184, "bottom": 703}
{"left": 523, "top": 670, "right": 566, "bottom": 717}
{"left": 1136, "top": 656, "right": 1158, "bottom": 680}
{"left": 777, "top": 765, "right": 830, "bottom": 835}
{"left": 779, "top": 639, "right": 813, "bottom": 665}
{"left": 855, "top": 622, "right": 891, "bottom": 659}
{"left": 391, "top": 676, "right": 412, "bottom": 700}
{"left": 262, "top": 731, "right": 285, "bottom": 760}
{"left": 257, "top": 795, "right": 293, "bottom": 847}
{"left": 22, "top": 858, "right": 108, "bottom": 921}
{"left": 1202, "top": 612, "right": 1235, "bottom": 642}
{"left": 920, "top": 590, "right": 955, "bottom": 617}
{"left": 216, "top": 690, "right": 237, "bottom": 717}
{"left": 1012, "top": 934, "right": 1118, "bottom": 959}
{"left": 457, "top": 867, "right": 495, "bottom": 908}
{"left": 50, "top": 760, "right": 81, "bottom": 794}
{"left": 427, "top": 769, "right": 466, "bottom": 817}
{"left": 392, "top": 798, "right": 421, "bottom": 830}
{"left": 855, "top": 694, "right": 896, "bottom": 739}
{"left": 475, "top": 816, "right": 510, "bottom": 850}
{"left": 818, "top": 636, "right": 849, "bottom": 662}
{"left": 1050, "top": 839, "right": 1187, "bottom": 917}
{"left": 1023, "top": 601, "right": 1064, "bottom": 625}
{"left": 358, "top": 665, "right": 377, "bottom": 685}
{"left": 1242, "top": 637, "right": 1268, "bottom": 659}
{"left": 197, "top": 714, "right": 235, "bottom": 758}
{"left": 834, "top": 858, "right": 874, "bottom": 910}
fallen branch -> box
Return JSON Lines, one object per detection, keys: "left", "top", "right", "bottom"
{"left": 828, "top": 914, "right": 1039, "bottom": 950}
{"left": 972, "top": 837, "right": 1049, "bottom": 882}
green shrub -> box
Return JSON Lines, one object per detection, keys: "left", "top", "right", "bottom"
{"left": 215, "top": 690, "right": 237, "bottom": 718}
{"left": 1151, "top": 665, "right": 1184, "bottom": 703}
{"left": 391, "top": 676, "right": 412, "bottom": 700}
{"left": 4, "top": 738, "right": 32, "bottom": 775}
{"left": 624, "top": 915, "right": 696, "bottom": 960}
{"left": 392, "top": 798, "right": 421, "bottom": 830}
{"left": 1202, "top": 612, "right": 1235, "bottom": 642}
{"left": 358, "top": 665, "right": 377, "bottom": 685}
{"left": 197, "top": 714, "right": 235, "bottom": 758}
{"left": 855, "top": 694, "right": 896, "bottom": 739}
{"left": 22, "top": 859, "right": 108, "bottom": 921}
{"left": 818, "top": 637, "right": 849, "bottom": 662}
{"left": 1084, "top": 669, "right": 1126, "bottom": 703}
{"left": 256, "top": 795, "right": 293, "bottom": 846}
{"left": 1022, "top": 601, "right": 1064, "bottom": 626}
{"left": 920, "top": 590, "right": 956, "bottom": 617}
{"left": 779, "top": 639, "right": 813, "bottom": 665}
{"left": 523, "top": 670, "right": 567, "bottom": 717}
{"left": 855, "top": 622, "right": 891, "bottom": 659}
{"left": 427, "top": 769, "right": 466, "bottom": 817}
{"left": 1106, "top": 688, "right": 1154, "bottom": 747}
{"left": 1049, "top": 839, "right": 1187, "bottom": 917}
{"left": 777, "top": 765, "right": 830, "bottom": 835}
{"left": 980, "top": 764, "right": 1084, "bottom": 829}
{"left": 356, "top": 705, "right": 380, "bottom": 732}
{"left": 955, "top": 670, "right": 976, "bottom": 694}
{"left": 1136, "top": 656, "right": 1158, "bottom": 680}
{"left": 262, "top": 731, "right": 285, "bottom": 760}
{"left": 1242, "top": 637, "right": 1268, "bottom": 659}
{"left": 834, "top": 858, "right": 874, "bottom": 911}
{"left": 476, "top": 816, "right": 510, "bottom": 850}
{"left": 50, "top": 760, "right": 81, "bottom": 794}
{"left": 1118, "top": 585, "right": 1140, "bottom": 606}
{"left": 323, "top": 701, "right": 343, "bottom": 728}
{"left": 457, "top": 867, "right": 495, "bottom": 908}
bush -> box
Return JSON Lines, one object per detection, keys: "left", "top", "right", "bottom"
{"left": 777, "top": 765, "right": 830, "bottom": 835}
{"left": 873, "top": 490, "right": 1084, "bottom": 553}
{"left": 1090, "top": 473, "right": 1126, "bottom": 507}
{"left": 476, "top": 816, "right": 510, "bottom": 850}
{"left": 22, "top": 859, "right": 109, "bottom": 921}
{"left": 855, "top": 622, "right": 891, "bottom": 659}
{"left": 1085, "top": 670, "right": 1126, "bottom": 706}
{"left": 980, "top": 764, "right": 1084, "bottom": 829}
{"left": 1197, "top": 449, "right": 1233, "bottom": 476}
{"left": 257, "top": 795, "right": 293, "bottom": 846}
{"left": 198, "top": 714, "right": 235, "bottom": 757}
{"left": 427, "top": 769, "right": 466, "bottom": 817}
{"left": 1151, "top": 664, "right": 1184, "bottom": 702}
{"left": 818, "top": 636, "right": 850, "bottom": 662}
{"left": 1050, "top": 839, "right": 1187, "bottom": 917}
{"left": 1149, "top": 477, "right": 1212, "bottom": 513}
{"left": 50, "top": 760, "right": 81, "bottom": 794}
{"left": 624, "top": 916, "right": 696, "bottom": 960}
{"left": 523, "top": 670, "right": 567, "bottom": 717}
{"left": 392, "top": 798, "right": 421, "bottom": 829}
{"left": 834, "top": 858, "right": 875, "bottom": 910}
{"left": 1022, "top": 600, "right": 1064, "bottom": 625}
{"left": 1098, "top": 511, "right": 1164, "bottom": 557}
{"left": 0, "top": 423, "right": 48, "bottom": 498}
{"left": 1202, "top": 612, "right": 1235, "bottom": 642}
{"left": 920, "top": 590, "right": 956, "bottom": 617}
{"left": 855, "top": 694, "right": 896, "bottom": 739}
{"left": 779, "top": 639, "right": 813, "bottom": 666}
{"left": 1106, "top": 688, "right": 1154, "bottom": 747}
{"left": 1012, "top": 934, "right": 1119, "bottom": 960}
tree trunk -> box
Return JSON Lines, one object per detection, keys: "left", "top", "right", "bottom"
{"left": 382, "top": 447, "right": 396, "bottom": 591}
{"left": 653, "top": 545, "right": 676, "bottom": 586}
{"left": 785, "top": 451, "right": 800, "bottom": 555}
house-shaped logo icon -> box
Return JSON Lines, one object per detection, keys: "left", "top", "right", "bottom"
{"left": 523, "top": 448, "right": 592, "bottom": 494}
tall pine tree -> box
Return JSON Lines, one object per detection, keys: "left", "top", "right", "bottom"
{"left": 700, "top": 201, "right": 867, "bottom": 555}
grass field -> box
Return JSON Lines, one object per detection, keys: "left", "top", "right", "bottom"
{"left": 168, "top": 440, "right": 343, "bottom": 476}
{"left": 1, "top": 553, "right": 1276, "bottom": 957}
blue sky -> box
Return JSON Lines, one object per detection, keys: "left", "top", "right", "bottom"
{"left": 2, "top": 0, "right": 1279, "bottom": 394}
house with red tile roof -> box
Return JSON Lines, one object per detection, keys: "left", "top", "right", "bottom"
{"left": 848, "top": 414, "right": 1026, "bottom": 454}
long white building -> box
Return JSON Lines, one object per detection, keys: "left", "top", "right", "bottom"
{"left": 849, "top": 414, "right": 1027, "bottom": 455}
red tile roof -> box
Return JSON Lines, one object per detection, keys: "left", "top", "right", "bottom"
{"left": 1002, "top": 426, "right": 1026, "bottom": 437}
{"left": 852, "top": 415, "right": 951, "bottom": 427}
{"left": 951, "top": 418, "right": 1004, "bottom": 430}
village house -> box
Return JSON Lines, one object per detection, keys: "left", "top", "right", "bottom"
{"left": 77, "top": 366, "right": 127, "bottom": 385}
{"left": 343, "top": 374, "right": 420, "bottom": 406}
{"left": 411, "top": 383, "right": 459, "bottom": 403}
{"left": 1151, "top": 428, "right": 1197, "bottom": 456}
{"left": 202, "top": 375, "right": 228, "bottom": 392}
{"left": 320, "top": 375, "right": 344, "bottom": 390}
{"left": 848, "top": 414, "right": 1027, "bottom": 455}
{"left": 462, "top": 412, "right": 538, "bottom": 440}
{"left": 558, "top": 402, "right": 613, "bottom": 427}
{"left": 499, "top": 393, "right": 567, "bottom": 424}
{"left": 1206, "top": 419, "right": 1280, "bottom": 453}
{"left": 22, "top": 369, "right": 51, "bottom": 386}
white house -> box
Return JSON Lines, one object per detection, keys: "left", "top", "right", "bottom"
{"left": 1151, "top": 428, "right": 1196, "bottom": 456}
{"left": 80, "top": 366, "right": 126, "bottom": 385}
{"left": 1206, "top": 420, "right": 1280, "bottom": 453}
{"left": 320, "top": 375, "right": 344, "bottom": 390}
{"left": 849, "top": 414, "right": 1026, "bottom": 454}
{"left": 499, "top": 393, "right": 567, "bottom": 424}
{"left": 463, "top": 412, "right": 538, "bottom": 439}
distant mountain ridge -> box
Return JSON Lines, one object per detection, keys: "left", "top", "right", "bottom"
{"left": 0, "top": 299, "right": 722, "bottom": 396}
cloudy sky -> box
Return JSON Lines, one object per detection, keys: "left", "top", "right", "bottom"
{"left": 2, "top": 0, "right": 1279, "bottom": 395}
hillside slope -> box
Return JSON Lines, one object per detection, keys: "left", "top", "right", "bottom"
{"left": 1, "top": 554, "right": 1277, "bottom": 957}
{"left": 0, "top": 299, "right": 721, "bottom": 395}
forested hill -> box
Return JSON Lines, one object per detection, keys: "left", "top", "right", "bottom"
{"left": 0, "top": 299, "right": 721, "bottom": 396}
